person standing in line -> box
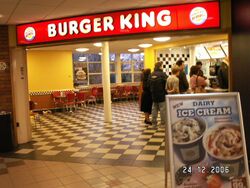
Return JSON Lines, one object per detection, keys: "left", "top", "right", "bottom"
{"left": 196, "top": 61, "right": 207, "bottom": 79}
{"left": 166, "top": 65, "right": 180, "bottom": 94}
{"left": 140, "top": 69, "right": 153, "bottom": 125}
{"left": 176, "top": 59, "right": 189, "bottom": 94}
{"left": 217, "top": 59, "right": 229, "bottom": 89}
{"left": 190, "top": 65, "right": 208, "bottom": 93}
{"left": 150, "top": 62, "right": 168, "bottom": 127}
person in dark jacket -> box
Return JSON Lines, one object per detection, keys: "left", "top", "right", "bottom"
{"left": 217, "top": 60, "right": 229, "bottom": 89}
{"left": 140, "top": 69, "right": 153, "bottom": 125}
{"left": 176, "top": 59, "right": 189, "bottom": 93}
{"left": 150, "top": 62, "right": 167, "bottom": 126}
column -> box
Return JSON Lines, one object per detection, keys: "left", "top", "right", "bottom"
{"left": 11, "top": 48, "right": 31, "bottom": 144}
{"left": 116, "top": 53, "right": 122, "bottom": 84}
{"left": 102, "top": 42, "right": 112, "bottom": 122}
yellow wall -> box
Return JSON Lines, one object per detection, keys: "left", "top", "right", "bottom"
{"left": 144, "top": 34, "right": 228, "bottom": 69}
{"left": 27, "top": 51, "right": 74, "bottom": 92}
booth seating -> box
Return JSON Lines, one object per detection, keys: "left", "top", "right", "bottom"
{"left": 29, "top": 84, "right": 140, "bottom": 111}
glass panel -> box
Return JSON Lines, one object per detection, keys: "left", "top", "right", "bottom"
{"left": 110, "top": 74, "right": 116, "bottom": 83}
{"left": 121, "top": 63, "right": 131, "bottom": 71}
{"left": 88, "top": 63, "right": 102, "bottom": 73}
{"left": 73, "top": 53, "right": 87, "bottom": 62}
{"left": 134, "top": 73, "right": 142, "bottom": 82}
{"left": 110, "top": 64, "right": 115, "bottom": 72}
{"left": 134, "top": 61, "right": 144, "bottom": 71}
{"left": 87, "top": 54, "right": 101, "bottom": 62}
{"left": 122, "top": 73, "right": 132, "bottom": 83}
{"left": 120, "top": 53, "right": 132, "bottom": 63}
{"left": 89, "top": 74, "right": 102, "bottom": 84}
{"left": 110, "top": 53, "right": 116, "bottom": 62}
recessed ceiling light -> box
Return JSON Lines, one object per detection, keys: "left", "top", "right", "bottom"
{"left": 93, "top": 43, "right": 102, "bottom": 47}
{"left": 138, "top": 43, "right": 152, "bottom": 48}
{"left": 153, "top": 37, "right": 171, "bottom": 42}
{"left": 75, "top": 48, "right": 89, "bottom": 52}
{"left": 183, "top": 46, "right": 186, "bottom": 49}
{"left": 128, "top": 48, "right": 140, "bottom": 53}
{"left": 169, "top": 48, "right": 172, "bottom": 51}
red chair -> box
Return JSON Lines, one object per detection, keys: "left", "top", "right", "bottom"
{"left": 124, "top": 85, "right": 132, "bottom": 100}
{"left": 52, "top": 91, "right": 65, "bottom": 108}
{"left": 64, "top": 92, "right": 76, "bottom": 112}
{"left": 87, "top": 87, "right": 97, "bottom": 105}
{"left": 132, "top": 86, "right": 139, "bottom": 100}
{"left": 75, "top": 92, "right": 86, "bottom": 107}
{"left": 97, "top": 87, "right": 103, "bottom": 102}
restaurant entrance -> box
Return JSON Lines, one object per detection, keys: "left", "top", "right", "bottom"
{"left": 8, "top": 0, "right": 231, "bottom": 168}
{"left": 6, "top": 32, "right": 226, "bottom": 167}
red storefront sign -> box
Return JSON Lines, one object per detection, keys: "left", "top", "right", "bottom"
{"left": 17, "top": 1, "right": 220, "bottom": 45}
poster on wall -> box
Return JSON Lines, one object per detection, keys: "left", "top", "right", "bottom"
{"left": 166, "top": 93, "right": 249, "bottom": 188}
{"left": 73, "top": 62, "right": 88, "bottom": 86}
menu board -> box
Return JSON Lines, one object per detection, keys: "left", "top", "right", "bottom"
{"left": 195, "top": 46, "right": 211, "bottom": 60}
{"left": 166, "top": 93, "right": 249, "bottom": 188}
{"left": 221, "top": 43, "right": 229, "bottom": 57}
{"left": 206, "top": 45, "right": 226, "bottom": 59}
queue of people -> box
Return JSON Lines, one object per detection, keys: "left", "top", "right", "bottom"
{"left": 140, "top": 59, "right": 208, "bottom": 126}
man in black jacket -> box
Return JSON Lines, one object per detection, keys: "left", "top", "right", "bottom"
{"left": 176, "top": 59, "right": 189, "bottom": 93}
{"left": 150, "top": 62, "right": 167, "bottom": 126}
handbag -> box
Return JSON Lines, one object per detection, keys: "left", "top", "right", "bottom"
{"left": 194, "top": 76, "right": 206, "bottom": 93}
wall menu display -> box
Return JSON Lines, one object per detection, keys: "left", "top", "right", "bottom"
{"left": 195, "top": 46, "right": 211, "bottom": 60}
{"left": 206, "top": 45, "right": 226, "bottom": 59}
{"left": 166, "top": 93, "right": 249, "bottom": 188}
{"left": 221, "top": 43, "right": 229, "bottom": 57}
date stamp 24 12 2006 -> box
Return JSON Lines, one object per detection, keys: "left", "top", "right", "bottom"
{"left": 182, "top": 165, "right": 230, "bottom": 174}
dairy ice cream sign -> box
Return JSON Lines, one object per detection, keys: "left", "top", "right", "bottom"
{"left": 166, "top": 93, "right": 250, "bottom": 188}
{"left": 17, "top": 1, "right": 220, "bottom": 45}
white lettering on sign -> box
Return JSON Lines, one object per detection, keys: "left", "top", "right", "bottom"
{"left": 134, "top": 13, "right": 140, "bottom": 28}
{"left": 157, "top": 10, "right": 171, "bottom": 26}
{"left": 46, "top": 10, "right": 172, "bottom": 38}
{"left": 93, "top": 18, "right": 102, "bottom": 32}
{"left": 58, "top": 22, "right": 68, "bottom": 36}
{"left": 79, "top": 19, "right": 91, "bottom": 34}
{"left": 141, "top": 11, "right": 155, "bottom": 28}
{"left": 48, "top": 24, "right": 57, "bottom": 37}
{"left": 69, "top": 21, "right": 79, "bottom": 35}
{"left": 103, "top": 16, "right": 114, "bottom": 31}
{"left": 120, "top": 14, "right": 133, "bottom": 29}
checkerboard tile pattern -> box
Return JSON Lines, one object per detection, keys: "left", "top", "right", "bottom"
{"left": 1, "top": 102, "right": 166, "bottom": 167}
{"left": 157, "top": 49, "right": 190, "bottom": 75}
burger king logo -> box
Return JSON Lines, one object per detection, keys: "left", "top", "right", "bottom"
{"left": 24, "top": 27, "right": 36, "bottom": 41}
{"left": 190, "top": 7, "right": 208, "bottom": 25}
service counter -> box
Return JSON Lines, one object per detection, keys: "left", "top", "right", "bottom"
{"left": 205, "top": 87, "right": 228, "bottom": 93}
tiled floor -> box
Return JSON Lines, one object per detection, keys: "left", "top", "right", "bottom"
{"left": 0, "top": 157, "right": 169, "bottom": 188}
{"left": 1, "top": 102, "right": 166, "bottom": 167}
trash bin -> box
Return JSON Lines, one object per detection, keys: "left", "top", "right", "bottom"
{"left": 0, "top": 112, "right": 14, "bottom": 152}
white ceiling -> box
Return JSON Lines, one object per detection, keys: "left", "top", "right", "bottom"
{"left": 0, "top": 0, "right": 212, "bottom": 24}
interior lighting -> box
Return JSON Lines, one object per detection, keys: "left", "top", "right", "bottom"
{"left": 138, "top": 43, "right": 152, "bottom": 48}
{"left": 153, "top": 37, "right": 171, "bottom": 42}
{"left": 75, "top": 48, "right": 89, "bottom": 52}
{"left": 0, "top": 14, "right": 3, "bottom": 18}
{"left": 98, "top": 52, "right": 102, "bottom": 55}
{"left": 128, "top": 48, "right": 140, "bottom": 53}
{"left": 93, "top": 43, "right": 102, "bottom": 47}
